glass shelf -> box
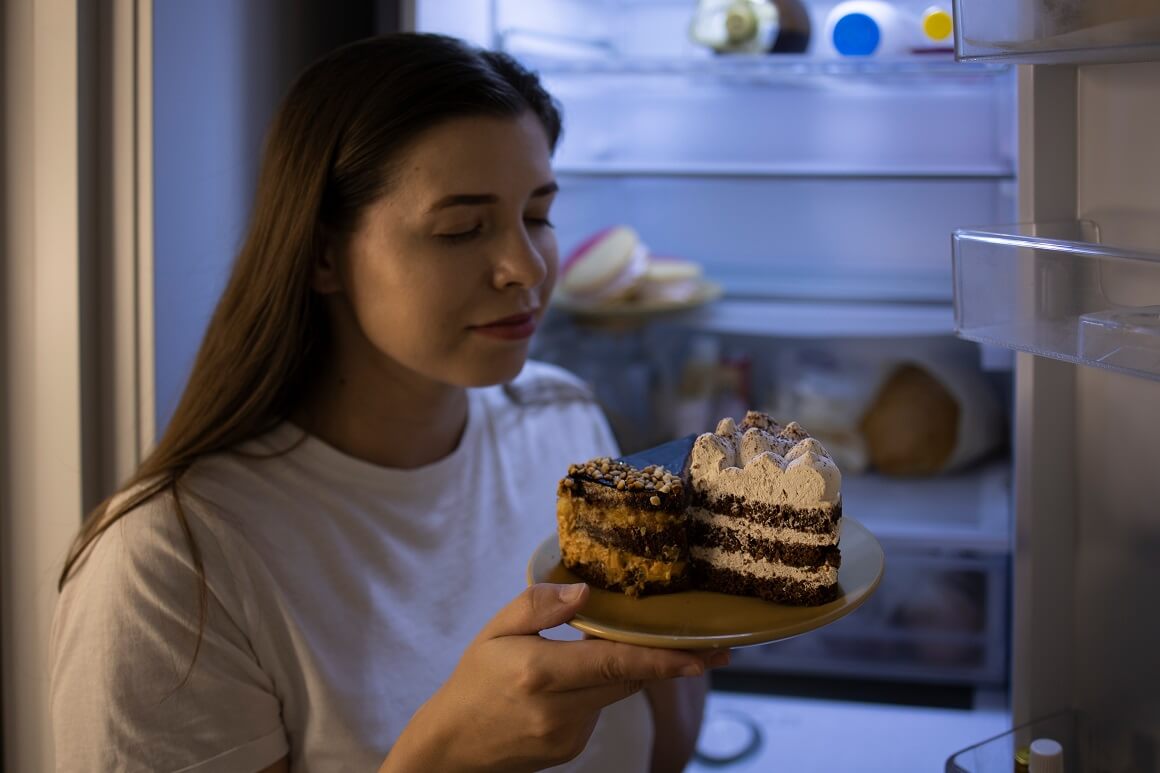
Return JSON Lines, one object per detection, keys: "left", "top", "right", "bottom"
{"left": 675, "top": 297, "right": 955, "bottom": 338}
{"left": 953, "top": 0, "right": 1160, "bottom": 64}
{"left": 513, "top": 50, "right": 1011, "bottom": 80}
{"left": 953, "top": 216, "right": 1160, "bottom": 382}
{"left": 554, "top": 162, "right": 1015, "bottom": 179}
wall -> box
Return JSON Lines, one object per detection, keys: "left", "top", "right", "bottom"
{"left": 152, "top": 0, "right": 373, "bottom": 431}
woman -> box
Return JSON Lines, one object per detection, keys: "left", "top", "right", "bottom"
{"left": 50, "top": 33, "right": 726, "bottom": 773}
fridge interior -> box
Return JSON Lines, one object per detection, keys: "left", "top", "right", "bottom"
{"left": 414, "top": 0, "right": 1023, "bottom": 768}
{"left": 140, "top": 0, "right": 1158, "bottom": 769}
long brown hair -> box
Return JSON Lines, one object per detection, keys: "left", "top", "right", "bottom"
{"left": 59, "top": 33, "right": 562, "bottom": 665}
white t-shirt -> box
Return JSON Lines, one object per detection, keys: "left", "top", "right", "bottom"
{"left": 50, "top": 362, "right": 653, "bottom": 773}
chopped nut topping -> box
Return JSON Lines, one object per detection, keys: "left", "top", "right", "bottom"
{"left": 563, "top": 456, "right": 685, "bottom": 498}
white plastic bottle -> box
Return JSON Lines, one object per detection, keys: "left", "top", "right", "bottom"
{"left": 822, "top": 0, "right": 914, "bottom": 57}
{"left": 1028, "top": 738, "right": 1064, "bottom": 773}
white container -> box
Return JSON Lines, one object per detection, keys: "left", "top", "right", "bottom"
{"left": 822, "top": 0, "right": 915, "bottom": 57}
{"left": 1028, "top": 738, "right": 1064, "bottom": 773}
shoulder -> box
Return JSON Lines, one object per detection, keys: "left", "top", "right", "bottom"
{"left": 51, "top": 485, "right": 286, "bottom": 772}
{"left": 500, "top": 360, "right": 597, "bottom": 407}
{"left": 59, "top": 483, "right": 252, "bottom": 622}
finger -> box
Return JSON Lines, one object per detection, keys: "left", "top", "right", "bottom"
{"left": 477, "top": 583, "right": 589, "bottom": 641}
{"left": 704, "top": 648, "right": 732, "bottom": 669}
{"left": 565, "top": 680, "right": 651, "bottom": 712}
{"left": 581, "top": 637, "right": 732, "bottom": 669}
{"left": 541, "top": 639, "right": 710, "bottom": 691}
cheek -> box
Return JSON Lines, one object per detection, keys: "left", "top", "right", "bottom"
{"left": 345, "top": 256, "right": 448, "bottom": 344}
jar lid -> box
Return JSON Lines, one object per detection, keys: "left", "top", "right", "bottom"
{"left": 922, "top": 8, "right": 954, "bottom": 42}
{"left": 833, "top": 12, "right": 880, "bottom": 56}
{"left": 1029, "top": 738, "right": 1063, "bottom": 773}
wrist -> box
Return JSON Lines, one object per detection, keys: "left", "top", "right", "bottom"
{"left": 378, "top": 697, "right": 465, "bottom": 773}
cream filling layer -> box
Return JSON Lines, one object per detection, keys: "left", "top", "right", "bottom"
{"left": 689, "top": 508, "right": 840, "bottom": 547}
{"left": 691, "top": 545, "right": 838, "bottom": 588}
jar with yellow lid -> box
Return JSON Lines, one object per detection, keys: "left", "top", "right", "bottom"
{"left": 918, "top": 5, "right": 954, "bottom": 50}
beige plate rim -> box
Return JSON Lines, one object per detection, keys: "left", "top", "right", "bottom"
{"left": 526, "top": 516, "right": 884, "bottom": 650}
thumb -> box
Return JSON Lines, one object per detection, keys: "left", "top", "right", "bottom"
{"left": 477, "top": 583, "right": 588, "bottom": 641}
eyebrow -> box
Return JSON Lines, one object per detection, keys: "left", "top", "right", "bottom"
{"left": 427, "top": 181, "right": 559, "bottom": 212}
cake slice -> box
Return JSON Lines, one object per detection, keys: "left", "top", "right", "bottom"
{"left": 556, "top": 453, "right": 690, "bottom": 597}
{"left": 688, "top": 412, "right": 843, "bottom": 605}
{"left": 554, "top": 411, "right": 843, "bottom": 605}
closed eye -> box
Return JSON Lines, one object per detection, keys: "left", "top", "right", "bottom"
{"left": 525, "top": 217, "right": 554, "bottom": 229}
{"left": 436, "top": 225, "right": 483, "bottom": 244}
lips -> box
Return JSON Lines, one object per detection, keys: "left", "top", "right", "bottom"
{"left": 470, "top": 311, "right": 538, "bottom": 341}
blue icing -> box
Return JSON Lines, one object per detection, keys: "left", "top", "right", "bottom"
{"left": 616, "top": 434, "right": 698, "bottom": 476}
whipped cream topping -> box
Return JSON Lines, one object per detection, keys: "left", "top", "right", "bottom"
{"left": 689, "top": 418, "right": 842, "bottom": 507}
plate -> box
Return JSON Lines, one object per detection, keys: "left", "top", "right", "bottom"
{"left": 551, "top": 280, "right": 723, "bottom": 318}
{"left": 526, "top": 516, "right": 884, "bottom": 650}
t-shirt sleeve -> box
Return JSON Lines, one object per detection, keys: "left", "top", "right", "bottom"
{"left": 50, "top": 493, "right": 288, "bottom": 773}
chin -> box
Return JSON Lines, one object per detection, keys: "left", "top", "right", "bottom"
{"left": 456, "top": 350, "right": 530, "bottom": 388}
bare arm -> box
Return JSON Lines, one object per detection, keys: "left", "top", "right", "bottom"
{"left": 644, "top": 671, "right": 715, "bottom": 773}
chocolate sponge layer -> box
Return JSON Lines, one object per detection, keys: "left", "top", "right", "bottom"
{"left": 691, "top": 561, "right": 838, "bottom": 606}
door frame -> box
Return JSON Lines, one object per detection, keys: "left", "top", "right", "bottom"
{"left": 1, "top": 1, "right": 153, "bottom": 769}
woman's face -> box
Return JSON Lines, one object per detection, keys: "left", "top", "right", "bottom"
{"left": 319, "top": 111, "right": 558, "bottom": 388}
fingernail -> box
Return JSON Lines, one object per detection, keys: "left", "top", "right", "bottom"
{"left": 680, "top": 663, "right": 704, "bottom": 678}
{"left": 558, "top": 583, "right": 586, "bottom": 603}
{"left": 708, "top": 651, "right": 731, "bottom": 668}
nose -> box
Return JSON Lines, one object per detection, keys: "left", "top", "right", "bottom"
{"left": 492, "top": 223, "right": 551, "bottom": 290}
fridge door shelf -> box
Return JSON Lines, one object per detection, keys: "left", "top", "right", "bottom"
{"left": 953, "top": 218, "right": 1160, "bottom": 382}
{"left": 953, "top": 0, "right": 1160, "bottom": 64}
{"left": 946, "top": 709, "right": 1153, "bottom": 772}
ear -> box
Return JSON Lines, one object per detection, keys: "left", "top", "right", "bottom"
{"left": 312, "top": 246, "right": 343, "bottom": 295}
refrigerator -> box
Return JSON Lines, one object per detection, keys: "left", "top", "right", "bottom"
{"left": 399, "top": 1, "right": 1159, "bottom": 770}
{"left": 7, "top": 0, "right": 1141, "bottom": 770}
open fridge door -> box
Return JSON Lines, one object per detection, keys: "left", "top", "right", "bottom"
{"left": 949, "top": 1, "right": 1160, "bottom": 770}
